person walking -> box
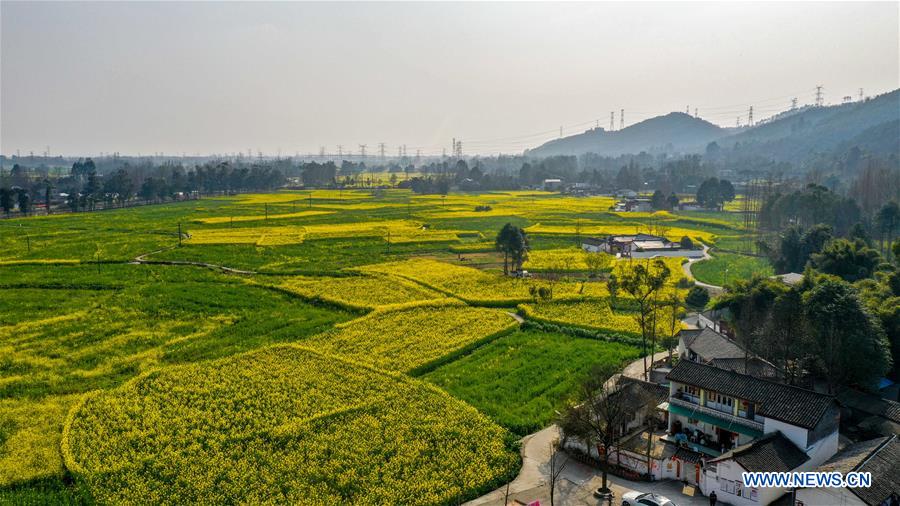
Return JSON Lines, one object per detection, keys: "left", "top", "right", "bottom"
{"left": 709, "top": 490, "right": 717, "bottom": 506}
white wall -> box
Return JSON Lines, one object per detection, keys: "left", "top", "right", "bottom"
{"left": 763, "top": 418, "right": 809, "bottom": 451}
{"left": 802, "top": 430, "right": 839, "bottom": 469}
{"left": 703, "top": 460, "right": 784, "bottom": 506}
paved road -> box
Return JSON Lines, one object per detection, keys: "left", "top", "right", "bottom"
{"left": 681, "top": 243, "right": 722, "bottom": 295}
{"left": 465, "top": 425, "right": 708, "bottom": 506}
{"left": 466, "top": 350, "right": 701, "bottom": 506}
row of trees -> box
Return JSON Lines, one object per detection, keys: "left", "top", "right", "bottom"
{"left": 716, "top": 241, "right": 899, "bottom": 391}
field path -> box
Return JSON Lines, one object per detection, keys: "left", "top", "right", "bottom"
{"left": 132, "top": 246, "right": 257, "bottom": 275}
{"left": 681, "top": 242, "right": 722, "bottom": 294}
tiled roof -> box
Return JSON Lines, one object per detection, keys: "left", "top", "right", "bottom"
{"left": 582, "top": 237, "right": 606, "bottom": 246}
{"left": 818, "top": 437, "right": 889, "bottom": 474}
{"left": 667, "top": 360, "right": 835, "bottom": 429}
{"left": 680, "top": 327, "right": 744, "bottom": 360}
{"left": 709, "top": 432, "right": 809, "bottom": 472}
{"left": 710, "top": 357, "right": 780, "bottom": 379}
{"left": 837, "top": 388, "right": 900, "bottom": 424}
{"left": 848, "top": 436, "right": 899, "bottom": 506}
{"left": 617, "top": 376, "right": 669, "bottom": 408}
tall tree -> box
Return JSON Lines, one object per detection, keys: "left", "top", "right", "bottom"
{"left": 803, "top": 279, "right": 891, "bottom": 393}
{"left": 811, "top": 238, "right": 883, "bottom": 282}
{"left": 495, "top": 223, "right": 529, "bottom": 275}
{"left": 616, "top": 259, "right": 671, "bottom": 379}
{"left": 876, "top": 201, "right": 900, "bottom": 258}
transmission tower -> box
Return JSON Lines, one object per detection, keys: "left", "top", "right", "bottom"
{"left": 736, "top": 117, "right": 741, "bottom": 128}
{"left": 694, "top": 108, "right": 698, "bottom": 118}
{"left": 609, "top": 111, "right": 615, "bottom": 131}
{"left": 319, "top": 146, "right": 325, "bottom": 157}
{"left": 378, "top": 143, "right": 386, "bottom": 159}
{"left": 791, "top": 98, "right": 798, "bottom": 111}
{"left": 402, "top": 144, "right": 407, "bottom": 157}
{"left": 359, "top": 144, "right": 367, "bottom": 158}
{"left": 748, "top": 106, "right": 754, "bottom": 126}
{"left": 337, "top": 145, "right": 343, "bottom": 158}
{"left": 858, "top": 88, "right": 864, "bottom": 102}
{"left": 815, "top": 85, "right": 824, "bottom": 107}
{"left": 620, "top": 109, "right": 624, "bottom": 130}
{"left": 686, "top": 105, "right": 690, "bottom": 115}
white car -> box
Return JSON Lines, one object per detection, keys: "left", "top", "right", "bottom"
{"left": 621, "top": 491, "right": 677, "bottom": 506}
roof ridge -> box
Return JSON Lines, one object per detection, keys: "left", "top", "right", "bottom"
{"left": 853, "top": 434, "right": 897, "bottom": 473}
{"left": 674, "top": 359, "right": 832, "bottom": 399}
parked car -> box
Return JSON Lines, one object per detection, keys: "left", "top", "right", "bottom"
{"left": 621, "top": 492, "right": 677, "bottom": 506}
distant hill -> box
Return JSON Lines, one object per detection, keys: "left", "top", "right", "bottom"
{"left": 527, "top": 112, "right": 728, "bottom": 158}
{"left": 527, "top": 89, "right": 900, "bottom": 165}
{"left": 718, "top": 89, "right": 900, "bottom": 164}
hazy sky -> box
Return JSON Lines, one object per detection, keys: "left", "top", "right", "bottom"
{"left": 2, "top": 1, "right": 898, "bottom": 157}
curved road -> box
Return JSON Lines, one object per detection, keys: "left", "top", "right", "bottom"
{"left": 682, "top": 243, "right": 723, "bottom": 294}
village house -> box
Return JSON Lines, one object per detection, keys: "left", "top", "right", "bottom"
{"left": 677, "top": 327, "right": 780, "bottom": 380}
{"left": 542, "top": 178, "right": 563, "bottom": 191}
{"left": 581, "top": 233, "right": 676, "bottom": 257}
{"left": 794, "top": 435, "right": 899, "bottom": 506}
{"left": 614, "top": 198, "right": 653, "bottom": 212}
{"left": 697, "top": 307, "right": 733, "bottom": 337}
{"left": 665, "top": 360, "right": 840, "bottom": 505}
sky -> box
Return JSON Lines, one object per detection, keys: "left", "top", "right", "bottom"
{"left": 1, "top": 1, "right": 898, "bottom": 157}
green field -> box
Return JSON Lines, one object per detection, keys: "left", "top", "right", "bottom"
{"left": 0, "top": 189, "right": 763, "bottom": 503}
{"left": 690, "top": 250, "right": 774, "bottom": 287}
{"left": 423, "top": 330, "right": 641, "bottom": 435}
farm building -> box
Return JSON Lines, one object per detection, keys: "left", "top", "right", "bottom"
{"left": 581, "top": 233, "right": 676, "bottom": 256}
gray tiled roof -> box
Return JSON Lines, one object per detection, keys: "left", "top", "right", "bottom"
{"left": 681, "top": 327, "right": 744, "bottom": 361}
{"left": 837, "top": 388, "right": 900, "bottom": 424}
{"left": 667, "top": 360, "right": 835, "bottom": 429}
{"left": 849, "top": 436, "right": 899, "bottom": 506}
{"left": 709, "top": 432, "right": 809, "bottom": 472}
{"left": 818, "top": 437, "right": 889, "bottom": 474}
{"left": 710, "top": 357, "right": 780, "bottom": 379}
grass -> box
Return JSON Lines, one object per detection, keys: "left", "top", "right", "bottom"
{"left": 423, "top": 329, "right": 641, "bottom": 435}
{"left": 690, "top": 251, "right": 774, "bottom": 286}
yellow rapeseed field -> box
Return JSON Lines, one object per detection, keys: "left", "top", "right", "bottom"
{"left": 275, "top": 274, "right": 450, "bottom": 311}
{"left": 64, "top": 345, "right": 518, "bottom": 505}
{"left": 305, "top": 305, "right": 517, "bottom": 372}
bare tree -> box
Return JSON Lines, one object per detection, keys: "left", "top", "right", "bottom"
{"left": 548, "top": 441, "right": 569, "bottom": 506}
{"left": 557, "top": 362, "right": 630, "bottom": 495}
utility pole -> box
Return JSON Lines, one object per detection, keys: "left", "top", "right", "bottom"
{"left": 815, "top": 85, "right": 824, "bottom": 107}
{"left": 178, "top": 223, "right": 182, "bottom": 247}
{"left": 620, "top": 109, "right": 624, "bottom": 130}
{"left": 748, "top": 106, "right": 754, "bottom": 126}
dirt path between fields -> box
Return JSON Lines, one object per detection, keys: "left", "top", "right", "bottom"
{"left": 132, "top": 246, "right": 257, "bottom": 275}
{"left": 682, "top": 242, "right": 722, "bottom": 294}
